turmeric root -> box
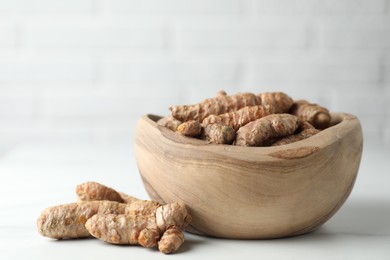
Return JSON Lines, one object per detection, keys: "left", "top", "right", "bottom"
{"left": 158, "top": 226, "right": 185, "bottom": 254}
{"left": 85, "top": 202, "right": 191, "bottom": 254}
{"left": 290, "top": 100, "right": 331, "bottom": 129}
{"left": 177, "top": 120, "right": 202, "bottom": 137}
{"left": 38, "top": 180, "right": 191, "bottom": 254}
{"left": 157, "top": 116, "right": 182, "bottom": 131}
{"left": 257, "top": 92, "right": 293, "bottom": 113}
{"left": 299, "top": 121, "right": 316, "bottom": 130}
{"left": 170, "top": 91, "right": 293, "bottom": 122}
{"left": 119, "top": 192, "right": 140, "bottom": 204}
{"left": 85, "top": 213, "right": 160, "bottom": 247}
{"left": 155, "top": 202, "right": 192, "bottom": 231}
{"left": 203, "top": 123, "right": 236, "bottom": 144}
{"left": 235, "top": 114, "right": 299, "bottom": 146}
{"left": 76, "top": 181, "right": 140, "bottom": 204}
{"left": 37, "top": 201, "right": 127, "bottom": 239}
{"left": 170, "top": 92, "right": 259, "bottom": 122}
{"left": 202, "top": 105, "right": 275, "bottom": 131}
{"left": 125, "top": 200, "right": 161, "bottom": 216}
{"left": 161, "top": 91, "right": 333, "bottom": 147}
{"left": 76, "top": 181, "right": 124, "bottom": 203}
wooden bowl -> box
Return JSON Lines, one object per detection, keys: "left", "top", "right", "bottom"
{"left": 135, "top": 113, "right": 363, "bottom": 239}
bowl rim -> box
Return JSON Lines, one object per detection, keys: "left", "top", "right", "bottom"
{"left": 138, "top": 112, "right": 362, "bottom": 161}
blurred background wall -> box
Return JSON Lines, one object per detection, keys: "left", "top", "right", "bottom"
{"left": 0, "top": 0, "right": 389, "bottom": 149}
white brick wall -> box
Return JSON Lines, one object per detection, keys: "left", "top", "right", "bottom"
{"left": 178, "top": 23, "right": 308, "bottom": 49}
{"left": 256, "top": 0, "right": 387, "bottom": 14}
{"left": 0, "top": 61, "right": 93, "bottom": 82}
{"left": 0, "top": 0, "right": 389, "bottom": 147}
{"left": 24, "top": 23, "right": 165, "bottom": 48}
{"left": 108, "top": 0, "right": 241, "bottom": 14}
{"left": 0, "top": 25, "right": 16, "bottom": 47}
{"left": 0, "top": 0, "right": 93, "bottom": 13}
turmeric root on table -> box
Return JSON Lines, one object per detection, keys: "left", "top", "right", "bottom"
{"left": 76, "top": 181, "right": 140, "bottom": 204}
{"left": 37, "top": 201, "right": 127, "bottom": 239}
{"left": 235, "top": 114, "right": 299, "bottom": 146}
{"left": 76, "top": 181, "right": 124, "bottom": 203}
{"left": 85, "top": 202, "right": 191, "bottom": 254}
{"left": 37, "top": 198, "right": 186, "bottom": 252}
{"left": 125, "top": 200, "right": 161, "bottom": 216}
{"left": 119, "top": 192, "right": 140, "bottom": 204}
{"left": 202, "top": 105, "right": 275, "bottom": 131}
{"left": 170, "top": 91, "right": 293, "bottom": 122}
{"left": 85, "top": 213, "right": 160, "bottom": 247}
{"left": 38, "top": 181, "right": 191, "bottom": 254}
{"left": 290, "top": 100, "right": 331, "bottom": 129}
{"left": 155, "top": 202, "right": 191, "bottom": 231}
{"left": 158, "top": 226, "right": 185, "bottom": 254}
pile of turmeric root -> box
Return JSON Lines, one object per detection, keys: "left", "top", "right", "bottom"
{"left": 158, "top": 91, "right": 331, "bottom": 146}
{"left": 37, "top": 181, "right": 191, "bottom": 254}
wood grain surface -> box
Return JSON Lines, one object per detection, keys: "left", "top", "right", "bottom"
{"left": 135, "top": 113, "right": 363, "bottom": 239}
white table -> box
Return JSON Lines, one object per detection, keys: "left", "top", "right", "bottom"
{"left": 1, "top": 143, "right": 389, "bottom": 260}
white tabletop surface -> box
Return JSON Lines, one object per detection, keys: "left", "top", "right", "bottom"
{"left": 0, "top": 142, "right": 389, "bottom": 260}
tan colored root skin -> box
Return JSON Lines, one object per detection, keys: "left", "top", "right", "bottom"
{"left": 235, "top": 114, "right": 299, "bottom": 146}
{"left": 37, "top": 201, "right": 127, "bottom": 239}
{"left": 177, "top": 120, "right": 202, "bottom": 137}
{"left": 76, "top": 182, "right": 124, "bottom": 203}
{"left": 257, "top": 92, "right": 293, "bottom": 113}
{"left": 84, "top": 202, "right": 191, "bottom": 253}
{"left": 170, "top": 91, "right": 293, "bottom": 122}
{"left": 203, "top": 124, "right": 236, "bottom": 144}
{"left": 290, "top": 100, "right": 331, "bottom": 129}
{"left": 119, "top": 192, "right": 140, "bottom": 204}
{"left": 125, "top": 200, "right": 161, "bottom": 216}
{"left": 216, "top": 90, "right": 227, "bottom": 96}
{"left": 76, "top": 181, "right": 139, "bottom": 204}
{"left": 300, "top": 121, "right": 316, "bottom": 130}
{"left": 202, "top": 105, "right": 275, "bottom": 131}
{"left": 271, "top": 128, "right": 320, "bottom": 146}
{"left": 38, "top": 179, "right": 190, "bottom": 254}
{"left": 158, "top": 227, "right": 185, "bottom": 254}
{"left": 85, "top": 213, "right": 159, "bottom": 246}
{"left": 157, "top": 116, "right": 182, "bottom": 131}
{"left": 170, "top": 92, "right": 259, "bottom": 122}
{"left": 155, "top": 202, "right": 192, "bottom": 232}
